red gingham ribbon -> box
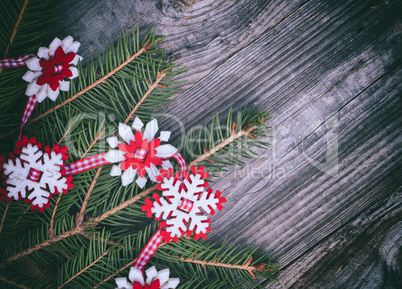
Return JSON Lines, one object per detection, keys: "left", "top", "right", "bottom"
{"left": 133, "top": 228, "right": 164, "bottom": 270}
{"left": 171, "top": 152, "right": 187, "bottom": 179}
{"left": 28, "top": 168, "right": 42, "bottom": 182}
{"left": 0, "top": 54, "right": 36, "bottom": 68}
{"left": 178, "top": 198, "right": 194, "bottom": 213}
{"left": 18, "top": 95, "right": 38, "bottom": 141}
{"left": 63, "top": 153, "right": 110, "bottom": 175}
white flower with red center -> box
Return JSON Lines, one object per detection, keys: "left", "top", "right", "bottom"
{"left": 22, "top": 36, "right": 82, "bottom": 102}
{"left": 104, "top": 118, "right": 177, "bottom": 188}
{"left": 142, "top": 166, "right": 226, "bottom": 243}
{"left": 115, "top": 266, "right": 179, "bottom": 289}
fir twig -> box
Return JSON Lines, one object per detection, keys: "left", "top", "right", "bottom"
{"left": 4, "top": 227, "right": 82, "bottom": 263}
{"left": 13, "top": 204, "right": 30, "bottom": 226}
{"left": 58, "top": 250, "right": 109, "bottom": 289}
{"left": 93, "top": 259, "right": 137, "bottom": 289}
{"left": 174, "top": 255, "right": 266, "bottom": 279}
{"left": 0, "top": 0, "right": 29, "bottom": 76}
{"left": 0, "top": 274, "right": 30, "bottom": 289}
{"left": 30, "top": 46, "right": 148, "bottom": 125}
{"left": 0, "top": 203, "right": 9, "bottom": 235}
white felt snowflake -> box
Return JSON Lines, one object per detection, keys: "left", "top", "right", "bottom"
{"left": 142, "top": 166, "right": 226, "bottom": 242}
{"left": 115, "top": 266, "right": 179, "bottom": 289}
{"left": 1, "top": 138, "right": 72, "bottom": 211}
{"left": 104, "top": 117, "right": 177, "bottom": 188}
{"left": 22, "top": 36, "right": 82, "bottom": 102}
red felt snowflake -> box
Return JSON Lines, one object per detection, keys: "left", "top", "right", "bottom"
{"left": 142, "top": 166, "right": 226, "bottom": 243}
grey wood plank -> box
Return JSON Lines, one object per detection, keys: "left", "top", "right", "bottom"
{"left": 45, "top": 0, "right": 402, "bottom": 288}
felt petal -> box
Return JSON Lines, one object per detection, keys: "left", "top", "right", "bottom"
{"left": 61, "top": 36, "right": 73, "bottom": 51}
{"left": 145, "top": 163, "right": 159, "bottom": 182}
{"left": 121, "top": 166, "right": 137, "bottom": 186}
{"left": 129, "top": 267, "right": 145, "bottom": 285}
{"left": 161, "top": 160, "right": 173, "bottom": 170}
{"left": 36, "top": 84, "right": 49, "bottom": 102}
{"left": 47, "top": 86, "right": 60, "bottom": 101}
{"left": 37, "top": 47, "right": 50, "bottom": 60}
{"left": 161, "top": 278, "right": 180, "bottom": 289}
{"left": 145, "top": 266, "right": 158, "bottom": 285}
{"left": 132, "top": 117, "right": 144, "bottom": 131}
{"left": 48, "top": 37, "right": 62, "bottom": 56}
{"left": 136, "top": 176, "right": 147, "bottom": 188}
{"left": 110, "top": 165, "right": 122, "bottom": 176}
{"left": 119, "top": 123, "right": 135, "bottom": 144}
{"left": 22, "top": 71, "right": 42, "bottom": 83}
{"left": 156, "top": 269, "right": 170, "bottom": 287}
{"left": 143, "top": 119, "right": 158, "bottom": 141}
{"left": 70, "top": 54, "right": 83, "bottom": 65}
{"left": 154, "top": 144, "right": 177, "bottom": 158}
{"left": 25, "top": 81, "right": 41, "bottom": 97}
{"left": 68, "top": 67, "right": 79, "bottom": 79}
{"left": 107, "top": 136, "right": 120, "bottom": 148}
{"left": 115, "top": 277, "right": 132, "bottom": 289}
{"left": 26, "top": 57, "right": 41, "bottom": 71}
{"left": 159, "top": 131, "right": 171, "bottom": 142}
{"left": 59, "top": 80, "right": 70, "bottom": 91}
{"left": 65, "top": 41, "right": 81, "bottom": 54}
{"left": 104, "top": 149, "right": 125, "bottom": 163}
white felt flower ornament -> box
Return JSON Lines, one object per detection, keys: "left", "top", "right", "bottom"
{"left": 115, "top": 266, "right": 179, "bottom": 289}
{"left": 104, "top": 117, "right": 177, "bottom": 188}
{"left": 22, "top": 36, "right": 82, "bottom": 102}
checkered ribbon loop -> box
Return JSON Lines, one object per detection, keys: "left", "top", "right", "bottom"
{"left": 0, "top": 54, "right": 36, "bottom": 68}
{"left": 28, "top": 168, "right": 42, "bottom": 182}
{"left": 18, "top": 95, "right": 38, "bottom": 142}
{"left": 133, "top": 228, "right": 164, "bottom": 270}
{"left": 171, "top": 152, "right": 188, "bottom": 180}
{"left": 63, "top": 153, "right": 110, "bottom": 175}
{"left": 178, "top": 197, "right": 194, "bottom": 213}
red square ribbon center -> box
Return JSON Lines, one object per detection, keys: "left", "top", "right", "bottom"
{"left": 178, "top": 198, "right": 194, "bottom": 214}
{"left": 133, "top": 147, "right": 149, "bottom": 162}
{"left": 28, "top": 168, "right": 43, "bottom": 182}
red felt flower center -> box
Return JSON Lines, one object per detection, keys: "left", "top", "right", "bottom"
{"left": 36, "top": 46, "right": 76, "bottom": 91}
{"left": 133, "top": 279, "right": 161, "bottom": 289}
{"left": 118, "top": 131, "right": 162, "bottom": 178}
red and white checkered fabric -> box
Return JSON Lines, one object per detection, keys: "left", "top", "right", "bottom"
{"left": 133, "top": 228, "right": 164, "bottom": 270}
{"left": 171, "top": 152, "right": 187, "bottom": 179}
{"left": 18, "top": 95, "right": 38, "bottom": 142}
{"left": 134, "top": 147, "right": 149, "bottom": 161}
{"left": 178, "top": 197, "right": 193, "bottom": 213}
{"left": 28, "top": 168, "right": 42, "bottom": 182}
{"left": 63, "top": 153, "right": 110, "bottom": 175}
{"left": 0, "top": 54, "right": 36, "bottom": 68}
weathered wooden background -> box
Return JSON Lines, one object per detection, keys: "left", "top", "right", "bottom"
{"left": 51, "top": 0, "right": 401, "bottom": 288}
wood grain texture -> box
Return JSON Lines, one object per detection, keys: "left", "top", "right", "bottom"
{"left": 47, "top": 0, "right": 401, "bottom": 288}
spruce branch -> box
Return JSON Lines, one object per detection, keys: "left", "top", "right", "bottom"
{"left": 93, "top": 259, "right": 137, "bottom": 289}
{"left": 0, "top": 0, "right": 30, "bottom": 76}
{"left": 0, "top": 274, "right": 30, "bottom": 289}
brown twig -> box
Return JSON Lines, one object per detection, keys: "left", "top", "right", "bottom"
{"left": 0, "top": 275, "right": 30, "bottom": 289}
{"left": 0, "top": 203, "right": 10, "bottom": 235}
{"left": 80, "top": 131, "right": 104, "bottom": 159}
{"left": 0, "top": 0, "right": 30, "bottom": 76}
{"left": 13, "top": 204, "right": 31, "bottom": 226}
{"left": 58, "top": 121, "right": 74, "bottom": 144}
{"left": 174, "top": 255, "right": 266, "bottom": 279}
{"left": 93, "top": 259, "right": 137, "bottom": 288}
{"left": 58, "top": 250, "right": 109, "bottom": 289}
{"left": 4, "top": 227, "right": 82, "bottom": 263}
